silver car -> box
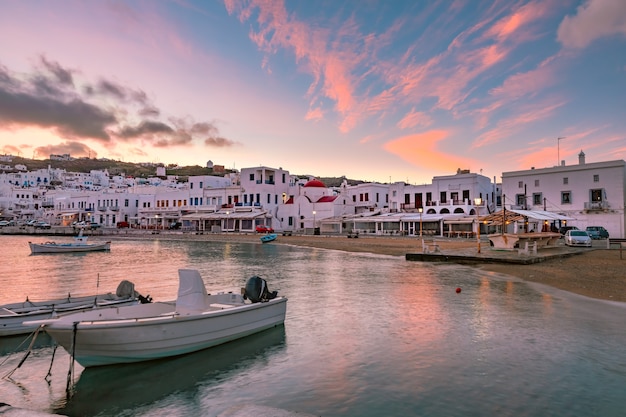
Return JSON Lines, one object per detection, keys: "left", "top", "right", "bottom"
{"left": 564, "top": 230, "right": 592, "bottom": 247}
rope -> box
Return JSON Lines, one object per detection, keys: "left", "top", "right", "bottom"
{"left": 45, "top": 344, "right": 58, "bottom": 383}
{"left": 2, "top": 325, "right": 42, "bottom": 379}
{"left": 65, "top": 322, "right": 78, "bottom": 398}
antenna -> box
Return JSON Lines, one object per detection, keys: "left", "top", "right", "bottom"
{"left": 557, "top": 137, "right": 566, "bottom": 166}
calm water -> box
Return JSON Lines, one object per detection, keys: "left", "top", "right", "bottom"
{"left": 0, "top": 235, "right": 625, "bottom": 417}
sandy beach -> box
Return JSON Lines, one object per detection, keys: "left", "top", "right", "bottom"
{"left": 121, "top": 232, "right": 625, "bottom": 303}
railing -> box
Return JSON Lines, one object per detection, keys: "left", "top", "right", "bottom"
{"left": 584, "top": 201, "right": 609, "bottom": 210}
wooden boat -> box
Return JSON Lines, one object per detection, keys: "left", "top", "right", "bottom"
{"left": 260, "top": 233, "right": 277, "bottom": 243}
{"left": 28, "top": 231, "right": 111, "bottom": 254}
{"left": 28, "top": 269, "right": 287, "bottom": 367}
{"left": 0, "top": 280, "right": 149, "bottom": 337}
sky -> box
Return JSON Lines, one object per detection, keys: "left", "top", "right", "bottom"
{"left": 0, "top": 0, "right": 625, "bottom": 184}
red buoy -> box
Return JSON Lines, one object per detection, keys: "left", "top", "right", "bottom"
{"left": 456, "top": 287, "right": 462, "bottom": 293}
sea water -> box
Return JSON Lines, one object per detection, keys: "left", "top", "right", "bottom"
{"left": 0, "top": 235, "right": 625, "bottom": 417}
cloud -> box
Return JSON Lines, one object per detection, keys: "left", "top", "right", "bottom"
{"left": 0, "top": 56, "right": 235, "bottom": 152}
{"left": 33, "top": 141, "right": 99, "bottom": 159}
{"left": 397, "top": 110, "right": 433, "bottom": 130}
{"left": 384, "top": 130, "right": 475, "bottom": 173}
{"left": 558, "top": 0, "right": 626, "bottom": 49}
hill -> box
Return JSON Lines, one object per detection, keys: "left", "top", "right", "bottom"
{"left": 5, "top": 156, "right": 367, "bottom": 186}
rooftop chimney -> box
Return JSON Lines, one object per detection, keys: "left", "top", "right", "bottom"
{"left": 578, "top": 150, "right": 586, "bottom": 165}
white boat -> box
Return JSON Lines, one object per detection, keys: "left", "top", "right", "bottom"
{"left": 28, "top": 231, "right": 111, "bottom": 254}
{"left": 0, "top": 280, "right": 148, "bottom": 337}
{"left": 28, "top": 269, "right": 287, "bottom": 368}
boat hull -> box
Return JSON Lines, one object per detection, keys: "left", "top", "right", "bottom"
{"left": 260, "top": 233, "right": 277, "bottom": 243}
{"left": 0, "top": 296, "right": 138, "bottom": 337}
{"left": 42, "top": 297, "right": 287, "bottom": 367}
{"left": 29, "top": 241, "right": 111, "bottom": 254}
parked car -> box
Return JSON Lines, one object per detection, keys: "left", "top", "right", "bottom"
{"left": 169, "top": 222, "right": 182, "bottom": 230}
{"left": 564, "top": 230, "right": 592, "bottom": 247}
{"left": 117, "top": 221, "right": 130, "bottom": 228}
{"left": 585, "top": 226, "right": 609, "bottom": 240}
{"left": 255, "top": 225, "right": 274, "bottom": 233}
{"left": 0, "top": 220, "right": 10, "bottom": 227}
{"left": 559, "top": 226, "right": 579, "bottom": 236}
{"left": 33, "top": 221, "right": 52, "bottom": 229}
{"left": 74, "top": 221, "right": 99, "bottom": 229}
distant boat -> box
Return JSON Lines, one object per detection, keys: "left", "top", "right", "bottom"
{"left": 27, "top": 269, "right": 287, "bottom": 367}
{"left": 260, "top": 233, "right": 277, "bottom": 243}
{"left": 0, "top": 280, "right": 149, "bottom": 337}
{"left": 28, "top": 230, "right": 111, "bottom": 254}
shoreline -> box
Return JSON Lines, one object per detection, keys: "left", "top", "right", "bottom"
{"left": 107, "top": 232, "right": 626, "bottom": 303}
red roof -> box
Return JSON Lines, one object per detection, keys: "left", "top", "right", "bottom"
{"left": 316, "top": 196, "right": 337, "bottom": 203}
{"left": 304, "top": 179, "right": 325, "bottom": 188}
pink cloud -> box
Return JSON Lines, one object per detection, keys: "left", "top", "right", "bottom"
{"left": 305, "top": 107, "right": 324, "bottom": 121}
{"left": 489, "top": 55, "right": 559, "bottom": 100}
{"left": 485, "top": 1, "right": 551, "bottom": 41}
{"left": 558, "top": 0, "right": 626, "bottom": 49}
{"left": 397, "top": 110, "right": 433, "bottom": 130}
{"left": 473, "top": 98, "right": 566, "bottom": 148}
{"left": 383, "top": 130, "right": 475, "bottom": 172}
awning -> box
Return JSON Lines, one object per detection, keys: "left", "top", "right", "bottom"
{"left": 480, "top": 209, "right": 573, "bottom": 225}
{"left": 508, "top": 209, "right": 574, "bottom": 221}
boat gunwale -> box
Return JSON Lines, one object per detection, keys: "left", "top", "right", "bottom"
{"left": 43, "top": 297, "right": 287, "bottom": 330}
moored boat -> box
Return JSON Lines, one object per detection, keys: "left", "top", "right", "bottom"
{"left": 28, "top": 231, "right": 111, "bottom": 254}
{"left": 0, "top": 280, "right": 150, "bottom": 337}
{"left": 27, "top": 269, "right": 287, "bottom": 367}
{"left": 260, "top": 233, "right": 277, "bottom": 243}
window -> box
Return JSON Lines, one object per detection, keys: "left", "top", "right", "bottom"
{"left": 516, "top": 194, "right": 525, "bottom": 207}
{"left": 518, "top": 181, "right": 523, "bottom": 188}
{"left": 440, "top": 191, "right": 447, "bottom": 204}
{"left": 593, "top": 174, "right": 599, "bottom": 182}
{"left": 249, "top": 173, "right": 254, "bottom": 181}
{"left": 533, "top": 193, "right": 542, "bottom": 206}
{"left": 590, "top": 189, "right": 604, "bottom": 202}
{"left": 563, "top": 177, "right": 568, "bottom": 185}
{"left": 534, "top": 179, "right": 540, "bottom": 187}
{"left": 561, "top": 191, "right": 571, "bottom": 204}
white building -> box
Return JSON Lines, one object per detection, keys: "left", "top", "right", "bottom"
{"left": 501, "top": 151, "right": 625, "bottom": 238}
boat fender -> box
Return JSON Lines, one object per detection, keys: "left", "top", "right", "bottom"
{"left": 243, "top": 276, "right": 278, "bottom": 303}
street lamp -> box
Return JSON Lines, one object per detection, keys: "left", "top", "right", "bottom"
{"left": 418, "top": 207, "right": 423, "bottom": 238}
{"left": 225, "top": 211, "right": 229, "bottom": 233}
{"left": 474, "top": 197, "right": 482, "bottom": 254}
{"left": 312, "top": 210, "right": 316, "bottom": 234}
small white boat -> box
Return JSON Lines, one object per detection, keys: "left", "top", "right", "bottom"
{"left": 0, "top": 280, "right": 149, "bottom": 337}
{"left": 28, "top": 269, "right": 287, "bottom": 368}
{"left": 260, "top": 233, "right": 277, "bottom": 243}
{"left": 28, "top": 231, "right": 111, "bottom": 254}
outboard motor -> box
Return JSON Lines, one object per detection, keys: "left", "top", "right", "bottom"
{"left": 244, "top": 276, "right": 278, "bottom": 303}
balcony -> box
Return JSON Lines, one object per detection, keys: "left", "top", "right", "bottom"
{"left": 109, "top": 206, "right": 120, "bottom": 211}
{"left": 98, "top": 206, "right": 108, "bottom": 211}
{"left": 584, "top": 201, "right": 609, "bottom": 211}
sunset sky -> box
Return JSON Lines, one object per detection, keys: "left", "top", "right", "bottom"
{"left": 0, "top": 0, "right": 625, "bottom": 183}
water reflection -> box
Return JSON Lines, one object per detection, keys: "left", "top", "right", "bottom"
{"left": 55, "top": 326, "right": 286, "bottom": 416}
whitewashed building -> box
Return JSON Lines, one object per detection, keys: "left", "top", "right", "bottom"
{"left": 501, "top": 151, "right": 625, "bottom": 238}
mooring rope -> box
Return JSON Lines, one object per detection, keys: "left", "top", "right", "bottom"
{"left": 65, "top": 322, "right": 78, "bottom": 398}
{"left": 2, "top": 325, "right": 42, "bottom": 379}
{"left": 45, "top": 344, "right": 58, "bottom": 383}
